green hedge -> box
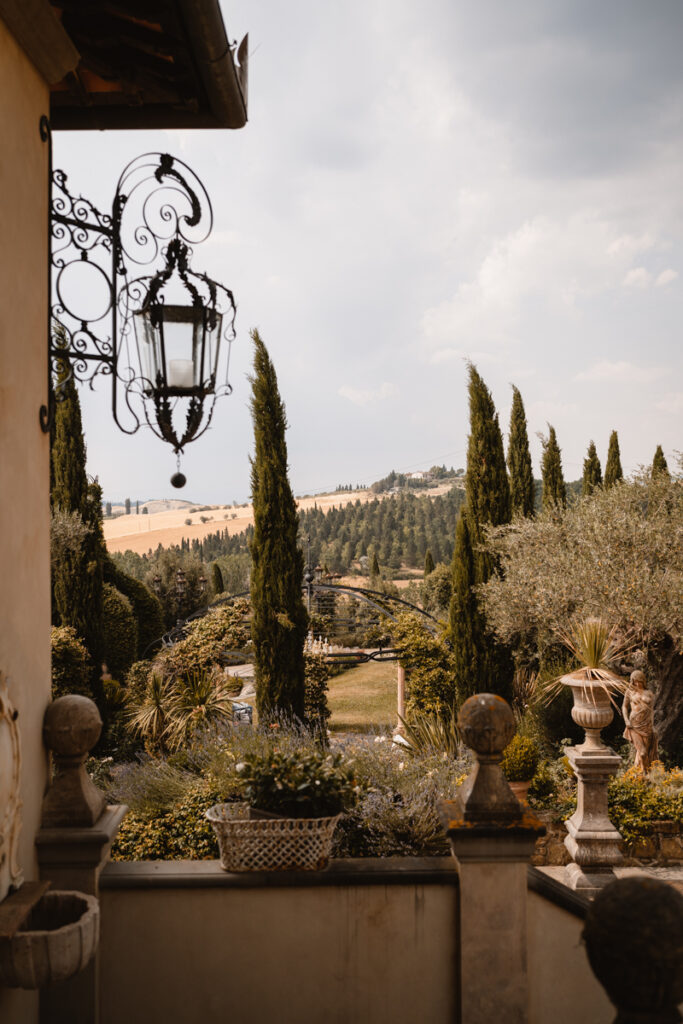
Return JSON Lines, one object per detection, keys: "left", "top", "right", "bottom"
{"left": 102, "top": 584, "right": 138, "bottom": 681}
{"left": 111, "top": 784, "right": 221, "bottom": 861}
{"left": 105, "top": 559, "right": 165, "bottom": 659}
{"left": 51, "top": 625, "right": 92, "bottom": 699}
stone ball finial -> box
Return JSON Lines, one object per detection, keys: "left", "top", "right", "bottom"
{"left": 43, "top": 695, "right": 102, "bottom": 759}
{"left": 583, "top": 877, "right": 683, "bottom": 1019}
{"left": 458, "top": 693, "right": 515, "bottom": 761}
{"left": 41, "top": 696, "right": 105, "bottom": 828}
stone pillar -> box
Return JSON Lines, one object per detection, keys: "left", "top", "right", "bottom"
{"left": 395, "top": 664, "right": 406, "bottom": 732}
{"left": 563, "top": 745, "right": 622, "bottom": 895}
{"left": 36, "top": 696, "right": 126, "bottom": 1024}
{"left": 440, "top": 693, "right": 545, "bottom": 1024}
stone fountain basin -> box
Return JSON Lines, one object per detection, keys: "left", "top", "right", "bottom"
{"left": 0, "top": 890, "right": 99, "bottom": 989}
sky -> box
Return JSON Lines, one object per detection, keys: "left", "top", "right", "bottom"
{"left": 55, "top": 0, "right": 682, "bottom": 504}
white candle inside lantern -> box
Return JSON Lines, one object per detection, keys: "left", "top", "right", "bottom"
{"left": 167, "top": 359, "right": 194, "bottom": 388}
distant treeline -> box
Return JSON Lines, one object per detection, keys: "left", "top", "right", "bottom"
{"left": 113, "top": 478, "right": 581, "bottom": 604}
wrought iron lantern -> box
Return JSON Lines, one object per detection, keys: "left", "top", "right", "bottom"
{"left": 175, "top": 569, "right": 187, "bottom": 599}
{"left": 41, "top": 119, "right": 236, "bottom": 487}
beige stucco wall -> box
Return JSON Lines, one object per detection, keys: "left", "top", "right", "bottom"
{"left": 100, "top": 878, "right": 459, "bottom": 1024}
{"left": 0, "top": 14, "right": 51, "bottom": 1024}
{"left": 527, "top": 889, "right": 613, "bottom": 1023}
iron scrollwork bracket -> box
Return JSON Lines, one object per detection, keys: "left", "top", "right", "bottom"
{"left": 39, "top": 117, "right": 235, "bottom": 455}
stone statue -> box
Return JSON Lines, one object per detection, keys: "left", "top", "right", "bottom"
{"left": 622, "top": 670, "right": 658, "bottom": 773}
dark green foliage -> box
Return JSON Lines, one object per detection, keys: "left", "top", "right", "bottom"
{"left": 450, "top": 509, "right": 481, "bottom": 702}
{"left": 234, "top": 748, "right": 357, "bottom": 818}
{"left": 507, "top": 385, "right": 534, "bottom": 517}
{"left": 303, "top": 653, "right": 331, "bottom": 740}
{"left": 465, "top": 364, "right": 511, "bottom": 540}
{"left": 652, "top": 445, "right": 669, "bottom": 477}
{"left": 501, "top": 734, "right": 541, "bottom": 782}
{"left": 449, "top": 366, "right": 513, "bottom": 700}
{"left": 249, "top": 330, "right": 308, "bottom": 722}
{"left": 105, "top": 502, "right": 112, "bottom": 517}
{"left": 424, "top": 549, "right": 435, "bottom": 576}
{"left": 604, "top": 430, "right": 623, "bottom": 488}
{"left": 370, "top": 552, "right": 380, "bottom": 577}
{"left": 112, "top": 784, "right": 221, "bottom": 861}
{"left": 50, "top": 373, "right": 105, "bottom": 694}
{"left": 582, "top": 440, "right": 602, "bottom": 496}
{"left": 125, "top": 498, "right": 131, "bottom": 515}
{"left": 51, "top": 372, "right": 88, "bottom": 515}
{"left": 393, "top": 613, "right": 455, "bottom": 720}
{"left": 102, "top": 583, "right": 138, "bottom": 681}
{"left": 211, "top": 562, "right": 225, "bottom": 597}
{"left": 540, "top": 425, "right": 567, "bottom": 510}
{"left": 104, "top": 558, "right": 165, "bottom": 659}
{"left": 421, "top": 562, "right": 452, "bottom": 616}
{"left": 51, "top": 626, "right": 93, "bottom": 699}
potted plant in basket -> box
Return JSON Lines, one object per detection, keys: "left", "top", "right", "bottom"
{"left": 501, "top": 734, "right": 541, "bottom": 804}
{"left": 206, "top": 748, "right": 359, "bottom": 872}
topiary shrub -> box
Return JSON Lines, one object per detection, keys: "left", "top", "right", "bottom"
{"left": 501, "top": 733, "right": 541, "bottom": 782}
{"left": 160, "top": 600, "right": 251, "bottom": 678}
{"left": 393, "top": 613, "right": 456, "bottom": 722}
{"left": 102, "top": 583, "right": 138, "bottom": 682}
{"left": 105, "top": 559, "right": 165, "bottom": 659}
{"left": 126, "top": 660, "right": 153, "bottom": 703}
{"left": 303, "top": 653, "right": 331, "bottom": 740}
{"left": 51, "top": 625, "right": 93, "bottom": 699}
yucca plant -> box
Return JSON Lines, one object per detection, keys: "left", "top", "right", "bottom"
{"left": 127, "top": 672, "right": 172, "bottom": 755}
{"left": 544, "top": 617, "right": 632, "bottom": 707}
{"left": 398, "top": 708, "right": 461, "bottom": 759}
{"left": 164, "top": 668, "right": 236, "bottom": 750}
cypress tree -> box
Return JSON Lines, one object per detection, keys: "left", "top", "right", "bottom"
{"left": 249, "top": 330, "right": 308, "bottom": 723}
{"left": 424, "top": 549, "right": 435, "bottom": 577}
{"left": 652, "top": 445, "right": 669, "bottom": 477}
{"left": 604, "top": 430, "right": 623, "bottom": 488}
{"left": 540, "top": 425, "right": 567, "bottom": 510}
{"left": 449, "top": 364, "right": 513, "bottom": 700}
{"left": 211, "top": 562, "right": 225, "bottom": 596}
{"left": 507, "top": 385, "right": 534, "bottom": 517}
{"left": 50, "top": 372, "right": 105, "bottom": 697}
{"left": 582, "top": 440, "right": 602, "bottom": 496}
{"left": 449, "top": 509, "right": 481, "bottom": 704}
{"left": 370, "top": 552, "right": 380, "bottom": 578}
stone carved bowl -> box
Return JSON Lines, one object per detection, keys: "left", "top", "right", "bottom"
{"left": 0, "top": 890, "right": 99, "bottom": 989}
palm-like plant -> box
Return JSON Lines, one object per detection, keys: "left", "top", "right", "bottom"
{"left": 127, "top": 672, "right": 172, "bottom": 754}
{"left": 164, "top": 669, "right": 235, "bottom": 750}
{"left": 399, "top": 708, "right": 461, "bottom": 758}
{"left": 545, "top": 617, "right": 632, "bottom": 707}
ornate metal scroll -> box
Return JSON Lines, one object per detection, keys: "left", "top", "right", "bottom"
{"left": 39, "top": 117, "right": 236, "bottom": 455}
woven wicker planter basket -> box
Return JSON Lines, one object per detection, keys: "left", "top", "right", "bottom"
{"left": 205, "top": 803, "right": 341, "bottom": 872}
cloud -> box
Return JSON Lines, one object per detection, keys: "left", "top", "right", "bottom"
{"left": 655, "top": 392, "right": 683, "bottom": 416}
{"left": 655, "top": 268, "right": 678, "bottom": 287}
{"left": 337, "top": 381, "right": 397, "bottom": 406}
{"left": 420, "top": 213, "right": 661, "bottom": 355}
{"left": 622, "top": 267, "right": 652, "bottom": 289}
{"left": 575, "top": 360, "right": 664, "bottom": 384}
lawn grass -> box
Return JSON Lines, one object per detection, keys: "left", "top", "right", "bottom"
{"left": 327, "top": 660, "right": 397, "bottom": 733}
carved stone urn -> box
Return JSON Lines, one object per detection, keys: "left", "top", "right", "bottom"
{"left": 562, "top": 668, "right": 617, "bottom": 754}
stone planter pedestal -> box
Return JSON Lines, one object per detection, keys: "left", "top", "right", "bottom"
{"left": 563, "top": 745, "right": 623, "bottom": 893}
{"left": 561, "top": 673, "right": 624, "bottom": 894}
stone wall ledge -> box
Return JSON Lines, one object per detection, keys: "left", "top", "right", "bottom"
{"left": 100, "top": 856, "right": 459, "bottom": 890}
